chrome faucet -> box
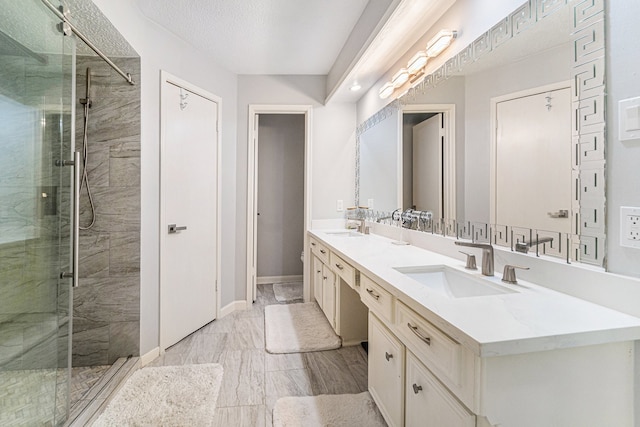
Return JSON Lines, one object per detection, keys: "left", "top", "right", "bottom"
{"left": 515, "top": 237, "right": 553, "bottom": 253}
{"left": 454, "top": 241, "right": 494, "bottom": 276}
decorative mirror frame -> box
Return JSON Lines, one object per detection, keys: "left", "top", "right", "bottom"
{"left": 355, "top": 0, "right": 606, "bottom": 266}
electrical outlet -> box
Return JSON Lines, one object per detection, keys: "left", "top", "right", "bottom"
{"left": 620, "top": 207, "right": 640, "bottom": 248}
{"left": 336, "top": 200, "right": 344, "bottom": 212}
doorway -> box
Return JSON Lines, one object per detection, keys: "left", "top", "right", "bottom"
{"left": 256, "top": 114, "right": 305, "bottom": 287}
{"left": 400, "top": 105, "right": 456, "bottom": 221}
{"left": 159, "top": 72, "right": 222, "bottom": 350}
{"left": 246, "top": 106, "right": 312, "bottom": 304}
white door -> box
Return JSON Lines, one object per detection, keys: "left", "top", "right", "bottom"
{"left": 160, "top": 78, "right": 219, "bottom": 349}
{"left": 412, "top": 114, "right": 443, "bottom": 217}
{"left": 495, "top": 87, "right": 571, "bottom": 233}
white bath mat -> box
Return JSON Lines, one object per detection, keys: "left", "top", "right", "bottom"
{"left": 273, "top": 392, "right": 386, "bottom": 427}
{"left": 92, "top": 363, "right": 223, "bottom": 426}
{"left": 265, "top": 302, "right": 341, "bottom": 353}
{"left": 273, "top": 282, "right": 303, "bottom": 302}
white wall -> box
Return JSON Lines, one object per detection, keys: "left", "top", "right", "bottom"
{"left": 92, "top": 0, "right": 238, "bottom": 355}
{"left": 606, "top": 1, "right": 640, "bottom": 279}
{"left": 236, "top": 75, "right": 355, "bottom": 300}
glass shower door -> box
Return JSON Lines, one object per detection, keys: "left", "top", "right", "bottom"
{"left": 0, "top": 0, "right": 75, "bottom": 425}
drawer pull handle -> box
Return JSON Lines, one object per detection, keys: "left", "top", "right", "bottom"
{"left": 320, "top": 249, "right": 326, "bottom": 254}
{"left": 407, "top": 322, "right": 431, "bottom": 345}
{"left": 366, "top": 288, "right": 380, "bottom": 300}
{"left": 335, "top": 263, "right": 344, "bottom": 270}
{"left": 323, "top": 276, "right": 328, "bottom": 280}
{"left": 385, "top": 352, "right": 393, "bottom": 361}
{"left": 412, "top": 384, "right": 423, "bottom": 394}
{"left": 311, "top": 242, "right": 316, "bottom": 246}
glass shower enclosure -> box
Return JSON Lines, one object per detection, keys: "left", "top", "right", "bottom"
{"left": 0, "top": 0, "right": 75, "bottom": 424}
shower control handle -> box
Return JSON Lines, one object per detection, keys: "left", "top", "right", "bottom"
{"left": 168, "top": 224, "right": 188, "bottom": 234}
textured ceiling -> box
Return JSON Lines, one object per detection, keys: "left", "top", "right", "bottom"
{"left": 0, "top": 0, "right": 137, "bottom": 58}
{"left": 135, "top": 0, "right": 369, "bottom": 74}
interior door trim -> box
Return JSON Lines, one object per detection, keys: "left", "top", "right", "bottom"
{"left": 246, "top": 105, "right": 313, "bottom": 304}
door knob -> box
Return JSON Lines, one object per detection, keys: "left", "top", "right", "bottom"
{"left": 168, "top": 224, "right": 187, "bottom": 234}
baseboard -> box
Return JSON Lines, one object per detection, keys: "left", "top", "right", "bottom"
{"left": 257, "top": 275, "right": 303, "bottom": 285}
{"left": 343, "top": 339, "right": 366, "bottom": 347}
{"left": 220, "top": 300, "right": 247, "bottom": 318}
{"left": 140, "top": 347, "right": 160, "bottom": 366}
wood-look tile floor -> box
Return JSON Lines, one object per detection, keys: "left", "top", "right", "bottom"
{"left": 148, "top": 284, "right": 370, "bottom": 426}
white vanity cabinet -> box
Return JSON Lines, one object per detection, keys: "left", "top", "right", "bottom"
{"left": 308, "top": 235, "right": 368, "bottom": 345}
{"left": 321, "top": 263, "right": 336, "bottom": 328}
{"left": 405, "top": 351, "right": 475, "bottom": 427}
{"left": 311, "top": 230, "right": 640, "bottom": 427}
{"left": 369, "top": 313, "right": 405, "bottom": 427}
{"left": 365, "top": 276, "right": 475, "bottom": 427}
{"left": 312, "top": 254, "right": 323, "bottom": 306}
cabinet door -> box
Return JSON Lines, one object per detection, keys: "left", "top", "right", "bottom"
{"left": 405, "top": 351, "right": 475, "bottom": 427}
{"left": 369, "top": 313, "right": 404, "bottom": 427}
{"left": 312, "top": 255, "right": 323, "bottom": 306}
{"left": 322, "top": 264, "right": 336, "bottom": 329}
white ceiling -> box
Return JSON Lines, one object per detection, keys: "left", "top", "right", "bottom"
{"left": 135, "top": 0, "right": 369, "bottom": 75}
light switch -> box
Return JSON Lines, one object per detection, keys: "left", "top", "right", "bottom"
{"left": 626, "top": 105, "right": 640, "bottom": 131}
{"left": 619, "top": 97, "right": 640, "bottom": 141}
{"left": 336, "top": 200, "right": 344, "bottom": 212}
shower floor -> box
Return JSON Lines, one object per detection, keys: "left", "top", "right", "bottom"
{"left": 0, "top": 365, "right": 110, "bottom": 426}
{"left": 70, "top": 365, "right": 111, "bottom": 407}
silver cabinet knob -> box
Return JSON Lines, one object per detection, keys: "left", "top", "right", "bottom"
{"left": 385, "top": 352, "right": 393, "bottom": 361}
{"left": 412, "top": 383, "right": 423, "bottom": 394}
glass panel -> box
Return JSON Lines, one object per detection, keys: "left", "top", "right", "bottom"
{"left": 0, "top": 0, "right": 74, "bottom": 425}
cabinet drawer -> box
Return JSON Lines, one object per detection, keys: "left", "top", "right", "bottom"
{"left": 361, "top": 275, "right": 394, "bottom": 323}
{"left": 405, "top": 351, "right": 475, "bottom": 427}
{"left": 330, "top": 252, "right": 356, "bottom": 289}
{"left": 309, "top": 237, "right": 329, "bottom": 264}
{"left": 396, "top": 301, "right": 462, "bottom": 387}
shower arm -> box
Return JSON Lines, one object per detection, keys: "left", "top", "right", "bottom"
{"left": 40, "top": 0, "right": 135, "bottom": 86}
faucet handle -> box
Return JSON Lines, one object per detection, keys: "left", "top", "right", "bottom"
{"left": 502, "top": 265, "right": 530, "bottom": 284}
{"left": 459, "top": 251, "right": 477, "bottom": 270}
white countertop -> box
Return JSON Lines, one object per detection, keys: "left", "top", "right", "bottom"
{"left": 310, "top": 229, "right": 640, "bottom": 357}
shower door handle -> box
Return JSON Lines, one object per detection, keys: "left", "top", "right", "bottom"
{"left": 59, "top": 150, "right": 80, "bottom": 288}
{"left": 168, "top": 224, "right": 187, "bottom": 234}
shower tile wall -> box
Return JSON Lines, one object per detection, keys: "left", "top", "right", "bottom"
{"left": 72, "top": 56, "right": 141, "bottom": 366}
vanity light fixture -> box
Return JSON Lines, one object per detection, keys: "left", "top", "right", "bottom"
{"left": 379, "top": 82, "right": 394, "bottom": 99}
{"left": 407, "top": 51, "right": 428, "bottom": 75}
{"left": 391, "top": 68, "right": 409, "bottom": 88}
{"left": 426, "top": 29, "right": 457, "bottom": 57}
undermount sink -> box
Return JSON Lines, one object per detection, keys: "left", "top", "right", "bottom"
{"left": 325, "top": 230, "right": 363, "bottom": 237}
{"left": 393, "top": 265, "right": 517, "bottom": 298}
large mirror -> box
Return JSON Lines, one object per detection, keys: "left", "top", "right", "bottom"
{"left": 357, "top": 0, "right": 607, "bottom": 266}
